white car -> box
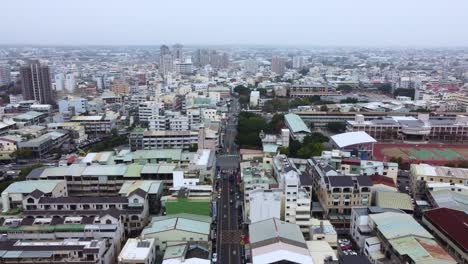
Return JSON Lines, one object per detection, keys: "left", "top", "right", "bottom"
{"left": 212, "top": 253, "right": 217, "bottom": 263}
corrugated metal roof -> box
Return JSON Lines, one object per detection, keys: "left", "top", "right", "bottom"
{"left": 249, "top": 218, "right": 305, "bottom": 246}
{"left": 331, "top": 131, "right": 377, "bottom": 148}
{"left": 370, "top": 212, "right": 432, "bottom": 240}
{"left": 141, "top": 164, "right": 176, "bottom": 174}
{"left": 82, "top": 165, "right": 127, "bottom": 176}
{"left": 3, "top": 180, "right": 64, "bottom": 194}
{"left": 124, "top": 164, "right": 143, "bottom": 177}
{"left": 375, "top": 191, "right": 413, "bottom": 211}
{"left": 143, "top": 216, "right": 208, "bottom": 235}
{"left": 285, "top": 113, "right": 311, "bottom": 133}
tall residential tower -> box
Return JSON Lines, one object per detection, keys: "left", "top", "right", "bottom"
{"left": 20, "top": 60, "right": 53, "bottom": 104}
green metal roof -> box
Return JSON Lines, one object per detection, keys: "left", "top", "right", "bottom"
{"left": 284, "top": 113, "right": 311, "bottom": 133}
{"left": 124, "top": 164, "right": 143, "bottom": 177}
{"left": 119, "top": 180, "right": 163, "bottom": 195}
{"left": 141, "top": 164, "right": 177, "bottom": 174}
{"left": 132, "top": 149, "right": 183, "bottom": 161}
{"left": 143, "top": 213, "right": 211, "bottom": 236}
{"left": 3, "top": 180, "right": 64, "bottom": 194}
{"left": 14, "top": 111, "right": 44, "bottom": 120}
{"left": 249, "top": 218, "right": 305, "bottom": 246}
{"left": 369, "top": 212, "right": 432, "bottom": 240}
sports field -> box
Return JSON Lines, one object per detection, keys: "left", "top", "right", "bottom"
{"left": 374, "top": 143, "right": 468, "bottom": 165}
{"left": 165, "top": 198, "right": 211, "bottom": 216}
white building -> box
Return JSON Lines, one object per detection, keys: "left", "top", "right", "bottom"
{"left": 273, "top": 155, "right": 312, "bottom": 235}
{"left": 139, "top": 101, "right": 163, "bottom": 122}
{"left": 65, "top": 73, "right": 76, "bottom": 92}
{"left": 201, "top": 108, "right": 219, "bottom": 121}
{"left": 174, "top": 59, "right": 193, "bottom": 75}
{"left": 148, "top": 113, "right": 189, "bottom": 131}
{"left": 249, "top": 189, "right": 282, "bottom": 224}
{"left": 118, "top": 238, "right": 156, "bottom": 264}
{"left": 250, "top": 90, "right": 260, "bottom": 107}
{"left": 58, "top": 97, "right": 89, "bottom": 114}
{"left": 293, "top": 56, "right": 304, "bottom": 69}
{"left": 8, "top": 94, "right": 21, "bottom": 104}
{"left": 249, "top": 218, "right": 313, "bottom": 264}
{"left": 54, "top": 73, "right": 65, "bottom": 91}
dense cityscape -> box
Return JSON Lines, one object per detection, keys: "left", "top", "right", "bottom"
{"left": 0, "top": 1, "right": 467, "bottom": 264}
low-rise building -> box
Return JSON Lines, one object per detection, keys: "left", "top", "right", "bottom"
{"left": 409, "top": 163, "right": 468, "bottom": 198}
{"left": 350, "top": 207, "right": 405, "bottom": 252}
{"left": 142, "top": 213, "right": 212, "bottom": 251}
{"left": 330, "top": 131, "right": 376, "bottom": 159}
{"left": 347, "top": 113, "right": 468, "bottom": 143}
{"left": 0, "top": 239, "right": 115, "bottom": 264}
{"left": 284, "top": 113, "right": 311, "bottom": 142}
{"left": 162, "top": 243, "right": 210, "bottom": 264}
{"left": 425, "top": 182, "right": 468, "bottom": 212}
{"left": 12, "top": 111, "right": 48, "bottom": 126}
{"left": 248, "top": 189, "right": 282, "bottom": 224}
{"left": 249, "top": 218, "right": 313, "bottom": 264}
{"left": 118, "top": 238, "right": 157, "bottom": 264}
{"left": 306, "top": 240, "right": 338, "bottom": 264}
{"left": 289, "top": 84, "right": 338, "bottom": 97}
{"left": 309, "top": 218, "right": 337, "bottom": 249}
{"left": 0, "top": 135, "right": 22, "bottom": 160}
{"left": 70, "top": 115, "right": 114, "bottom": 135}
{"left": 0, "top": 215, "right": 124, "bottom": 258}
{"left": 1, "top": 180, "right": 67, "bottom": 213}
{"left": 22, "top": 188, "right": 151, "bottom": 236}
{"left": 129, "top": 129, "right": 198, "bottom": 151}
{"left": 422, "top": 208, "right": 468, "bottom": 264}
{"left": 363, "top": 212, "right": 456, "bottom": 264}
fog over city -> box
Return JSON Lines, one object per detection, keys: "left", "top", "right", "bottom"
{"left": 2, "top": 0, "right": 468, "bottom": 46}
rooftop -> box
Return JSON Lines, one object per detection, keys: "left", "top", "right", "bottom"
{"left": 331, "top": 131, "right": 377, "bottom": 148}
{"left": 249, "top": 218, "right": 306, "bottom": 248}
{"left": 423, "top": 208, "right": 468, "bottom": 252}
{"left": 3, "top": 180, "right": 64, "bottom": 194}
{"left": 118, "top": 238, "right": 155, "bottom": 261}
{"left": 119, "top": 180, "right": 163, "bottom": 196}
{"left": 14, "top": 111, "right": 45, "bottom": 120}
{"left": 411, "top": 164, "right": 468, "bottom": 179}
{"left": 142, "top": 213, "right": 211, "bottom": 236}
{"left": 375, "top": 191, "right": 413, "bottom": 211}
{"left": 284, "top": 113, "right": 311, "bottom": 133}
{"left": 369, "top": 212, "right": 432, "bottom": 240}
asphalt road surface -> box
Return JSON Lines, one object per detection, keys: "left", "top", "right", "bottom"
{"left": 215, "top": 97, "right": 242, "bottom": 264}
{"left": 216, "top": 172, "right": 241, "bottom": 264}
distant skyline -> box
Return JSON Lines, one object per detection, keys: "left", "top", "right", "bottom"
{"left": 2, "top": 0, "right": 468, "bottom": 47}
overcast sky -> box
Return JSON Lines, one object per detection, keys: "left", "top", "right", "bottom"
{"left": 2, "top": 0, "right": 468, "bottom": 47}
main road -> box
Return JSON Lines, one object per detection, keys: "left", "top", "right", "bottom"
{"left": 215, "top": 97, "right": 242, "bottom": 264}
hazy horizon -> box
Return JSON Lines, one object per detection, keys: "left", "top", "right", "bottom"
{"left": 2, "top": 0, "right": 468, "bottom": 47}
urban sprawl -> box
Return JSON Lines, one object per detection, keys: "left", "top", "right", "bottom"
{"left": 0, "top": 45, "right": 466, "bottom": 264}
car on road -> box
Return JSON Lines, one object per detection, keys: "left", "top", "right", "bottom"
{"left": 338, "top": 239, "right": 350, "bottom": 244}
{"left": 230, "top": 199, "right": 234, "bottom": 204}
{"left": 212, "top": 253, "right": 217, "bottom": 263}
